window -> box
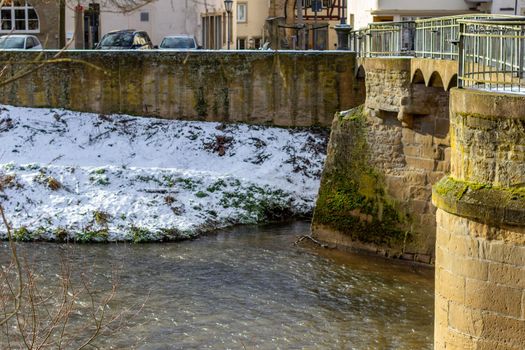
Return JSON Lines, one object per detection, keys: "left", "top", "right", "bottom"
{"left": 0, "top": 0, "right": 39, "bottom": 33}
{"left": 140, "top": 12, "right": 149, "bottom": 22}
{"left": 303, "top": 0, "right": 332, "bottom": 8}
{"left": 237, "top": 37, "right": 246, "bottom": 50}
{"left": 26, "top": 36, "right": 33, "bottom": 48}
{"left": 253, "top": 37, "right": 261, "bottom": 49}
{"left": 236, "top": 3, "right": 247, "bottom": 23}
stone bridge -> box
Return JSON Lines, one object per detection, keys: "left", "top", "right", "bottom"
{"left": 359, "top": 57, "right": 459, "bottom": 91}
{"left": 314, "top": 15, "right": 525, "bottom": 349}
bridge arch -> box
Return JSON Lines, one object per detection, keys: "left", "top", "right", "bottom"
{"left": 446, "top": 74, "right": 458, "bottom": 91}
{"left": 412, "top": 69, "right": 425, "bottom": 84}
{"left": 410, "top": 58, "right": 459, "bottom": 92}
{"left": 355, "top": 64, "right": 366, "bottom": 105}
{"left": 427, "top": 71, "right": 444, "bottom": 88}
{"left": 356, "top": 64, "right": 366, "bottom": 79}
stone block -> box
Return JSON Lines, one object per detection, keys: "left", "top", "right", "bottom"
{"left": 448, "top": 302, "right": 484, "bottom": 337}
{"left": 486, "top": 242, "right": 525, "bottom": 266}
{"left": 446, "top": 232, "right": 470, "bottom": 256}
{"left": 465, "top": 279, "right": 522, "bottom": 318}
{"left": 406, "top": 172, "right": 428, "bottom": 185}
{"left": 420, "top": 213, "right": 437, "bottom": 228}
{"left": 401, "top": 128, "right": 416, "bottom": 144}
{"left": 488, "top": 263, "right": 525, "bottom": 289}
{"left": 443, "top": 328, "right": 478, "bottom": 350}
{"left": 478, "top": 339, "right": 523, "bottom": 350}
{"left": 465, "top": 115, "right": 496, "bottom": 131}
{"left": 406, "top": 156, "right": 436, "bottom": 171}
{"left": 409, "top": 186, "right": 432, "bottom": 201}
{"left": 436, "top": 267, "right": 465, "bottom": 304}
{"left": 436, "top": 227, "right": 451, "bottom": 247}
{"left": 438, "top": 247, "right": 489, "bottom": 281}
{"left": 403, "top": 145, "right": 420, "bottom": 157}
{"left": 420, "top": 145, "right": 440, "bottom": 160}
{"left": 414, "top": 133, "right": 434, "bottom": 147}
{"left": 415, "top": 253, "right": 432, "bottom": 264}
{"left": 480, "top": 313, "right": 525, "bottom": 347}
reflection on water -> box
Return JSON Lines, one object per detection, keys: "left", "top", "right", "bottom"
{"left": 1, "top": 221, "right": 434, "bottom": 349}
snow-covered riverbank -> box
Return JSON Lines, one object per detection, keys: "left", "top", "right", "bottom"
{"left": 0, "top": 106, "right": 328, "bottom": 242}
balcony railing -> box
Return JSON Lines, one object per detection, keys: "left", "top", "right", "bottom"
{"left": 458, "top": 18, "right": 525, "bottom": 93}
{"left": 350, "top": 21, "right": 415, "bottom": 57}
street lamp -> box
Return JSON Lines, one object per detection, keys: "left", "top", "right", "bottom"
{"left": 224, "top": 0, "right": 233, "bottom": 50}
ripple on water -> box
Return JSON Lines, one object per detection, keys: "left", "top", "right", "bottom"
{"left": 0, "top": 221, "right": 434, "bottom": 349}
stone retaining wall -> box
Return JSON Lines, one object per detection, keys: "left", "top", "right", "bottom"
{"left": 0, "top": 51, "right": 363, "bottom": 127}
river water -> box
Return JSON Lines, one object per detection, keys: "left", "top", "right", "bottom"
{"left": 1, "top": 221, "right": 434, "bottom": 349}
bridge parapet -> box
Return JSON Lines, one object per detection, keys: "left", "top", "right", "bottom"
{"left": 351, "top": 14, "right": 525, "bottom": 93}
{"left": 459, "top": 18, "right": 525, "bottom": 93}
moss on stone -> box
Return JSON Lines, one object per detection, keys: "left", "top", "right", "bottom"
{"left": 433, "top": 176, "right": 525, "bottom": 226}
{"left": 313, "top": 106, "right": 410, "bottom": 247}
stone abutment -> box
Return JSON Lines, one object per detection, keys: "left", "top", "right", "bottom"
{"left": 432, "top": 89, "right": 525, "bottom": 349}
{"left": 312, "top": 58, "right": 452, "bottom": 262}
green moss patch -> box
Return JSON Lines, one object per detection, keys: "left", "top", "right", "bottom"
{"left": 433, "top": 176, "right": 525, "bottom": 226}
{"left": 313, "top": 106, "right": 410, "bottom": 247}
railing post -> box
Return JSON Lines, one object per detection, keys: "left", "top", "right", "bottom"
{"left": 518, "top": 26, "right": 525, "bottom": 79}
{"left": 458, "top": 22, "right": 465, "bottom": 88}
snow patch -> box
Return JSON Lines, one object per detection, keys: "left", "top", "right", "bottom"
{"left": 0, "top": 106, "right": 328, "bottom": 242}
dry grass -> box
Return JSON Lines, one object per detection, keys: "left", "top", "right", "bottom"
{"left": 0, "top": 174, "right": 21, "bottom": 192}
{"left": 164, "top": 195, "right": 176, "bottom": 205}
{"left": 46, "top": 176, "right": 62, "bottom": 191}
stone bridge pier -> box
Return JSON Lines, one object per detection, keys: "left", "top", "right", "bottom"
{"left": 313, "top": 57, "right": 455, "bottom": 261}
{"left": 432, "top": 89, "right": 525, "bottom": 349}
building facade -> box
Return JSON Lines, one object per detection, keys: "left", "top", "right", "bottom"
{"left": 349, "top": 0, "right": 483, "bottom": 30}
{"left": 201, "top": 0, "right": 268, "bottom": 50}
{"left": 0, "top": 0, "right": 62, "bottom": 49}
{"left": 267, "top": 0, "right": 347, "bottom": 50}
{"left": 64, "top": 0, "right": 222, "bottom": 49}
{"left": 349, "top": 0, "right": 525, "bottom": 30}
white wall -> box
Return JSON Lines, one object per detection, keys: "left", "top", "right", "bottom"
{"left": 349, "top": 0, "right": 476, "bottom": 30}
{"left": 349, "top": 0, "right": 376, "bottom": 29}
{"left": 491, "top": 0, "right": 525, "bottom": 15}
{"left": 378, "top": 0, "right": 471, "bottom": 11}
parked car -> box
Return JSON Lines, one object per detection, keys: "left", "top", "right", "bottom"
{"left": 0, "top": 35, "right": 42, "bottom": 50}
{"left": 96, "top": 30, "right": 154, "bottom": 50}
{"left": 159, "top": 35, "right": 199, "bottom": 50}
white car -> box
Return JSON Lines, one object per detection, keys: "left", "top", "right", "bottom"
{"left": 159, "top": 35, "right": 199, "bottom": 50}
{"left": 0, "top": 35, "right": 43, "bottom": 50}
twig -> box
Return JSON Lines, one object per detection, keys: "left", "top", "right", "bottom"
{"left": 294, "top": 234, "right": 329, "bottom": 248}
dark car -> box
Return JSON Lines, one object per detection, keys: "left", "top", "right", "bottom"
{"left": 96, "top": 30, "right": 154, "bottom": 50}
{"left": 159, "top": 35, "right": 199, "bottom": 50}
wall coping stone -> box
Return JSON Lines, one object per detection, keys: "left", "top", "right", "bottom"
{"left": 432, "top": 176, "right": 525, "bottom": 228}
{"left": 451, "top": 88, "right": 525, "bottom": 120}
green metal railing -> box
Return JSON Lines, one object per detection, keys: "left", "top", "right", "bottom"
{"left": 349, "top": 13, "right": 525, "bottom": 92}
{"left": 458, "top": 18, "right": 525, "bottom": 92}
{"left": 350, "top": 21, "right": 415, "bottom": 57}
{"left": 414, "top": 14, "right": 513, "bottom": 60}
